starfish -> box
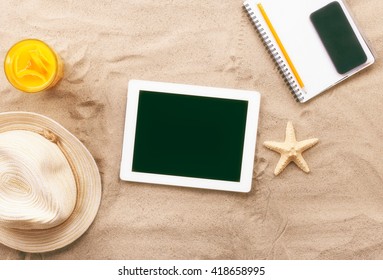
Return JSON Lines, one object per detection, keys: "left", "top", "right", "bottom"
{"left": 264, "top": 121, "right": 318, "bottom": 175}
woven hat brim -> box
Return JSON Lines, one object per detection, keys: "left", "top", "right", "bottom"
{"left": 0, "top": 111, "right": 102, "bottom": 253}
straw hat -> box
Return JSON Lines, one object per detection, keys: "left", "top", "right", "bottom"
{"left": 0, "top": 111, "right": 102, "bottom": 253}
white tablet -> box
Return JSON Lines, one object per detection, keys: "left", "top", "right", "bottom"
{"left": 120, "top": 80, "right": 261, "bottom": 192}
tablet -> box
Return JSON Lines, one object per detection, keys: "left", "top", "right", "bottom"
{"left": 120, "top": 80, "right": 261, "bottom": 192}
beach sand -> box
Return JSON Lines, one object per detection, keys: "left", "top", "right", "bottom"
{"left": 0, "top": 0, "right": 383, "bottom": 259}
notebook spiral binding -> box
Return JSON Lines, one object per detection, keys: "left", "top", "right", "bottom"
{"left": 244, "top": 3, "right": 304, "bottom": 102}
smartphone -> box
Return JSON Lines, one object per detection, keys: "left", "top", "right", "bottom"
{"left": 310, "top": 1, "right": 367, "bottom": 74}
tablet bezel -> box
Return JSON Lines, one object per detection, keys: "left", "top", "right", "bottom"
{"left": 120, "top": 80, "right": 260, "bottom": 192}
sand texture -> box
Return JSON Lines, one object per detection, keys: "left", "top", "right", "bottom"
{"left": 0, "top": 0, "right": 383, "bottom": 259}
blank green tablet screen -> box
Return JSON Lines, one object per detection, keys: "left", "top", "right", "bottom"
{"left": 310, "top": 1, "right": 367, "bottom": 74}
{"left": 132, "top": 90, "right": 248, "bottom": 182}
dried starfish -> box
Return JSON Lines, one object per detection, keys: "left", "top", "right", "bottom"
{"left": 264, "top": 121, "right": 318, "bottom": 175}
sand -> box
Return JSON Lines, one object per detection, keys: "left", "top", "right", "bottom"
{"left": 0, "top": 0, "right": 383, "bottom": 260}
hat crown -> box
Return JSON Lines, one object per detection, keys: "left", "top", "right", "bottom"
{"left": 0, "top": 130, "right": 77, "bottom": 230}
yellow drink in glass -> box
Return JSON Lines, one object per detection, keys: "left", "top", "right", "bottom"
{"left": 4, "top": 39, "right": 63, "bottom": 93}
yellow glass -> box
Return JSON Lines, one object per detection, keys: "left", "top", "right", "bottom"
{"left": 4, "top": 39, "right": 63, "bottom": 93}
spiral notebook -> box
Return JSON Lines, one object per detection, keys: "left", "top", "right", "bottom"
{"left": 244, "top": 0, "right": 375, "bottom": 102}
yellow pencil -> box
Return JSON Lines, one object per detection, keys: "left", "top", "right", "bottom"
{"left": 257, "top": 3, "right": 304, "bottom": 89}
